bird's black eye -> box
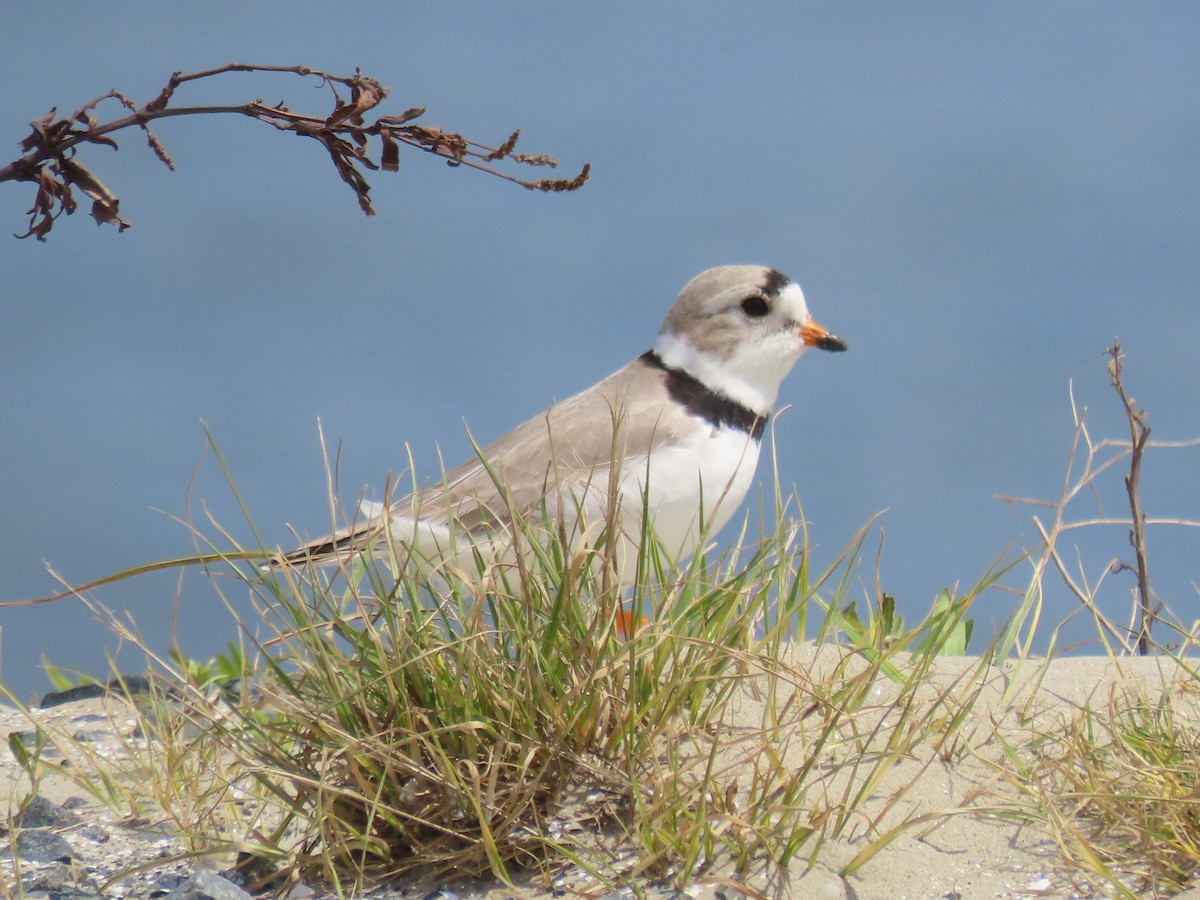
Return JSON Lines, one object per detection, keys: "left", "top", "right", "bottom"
{"left": 740, "top": 295, "right": 770, "bottom": 318}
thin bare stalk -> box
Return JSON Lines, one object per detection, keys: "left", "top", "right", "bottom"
{"left": 1104, "top": 342, "right": 1154, "bottom": 654}
{"left": 996, "top": 352, "right": 1200, "bottom": 659}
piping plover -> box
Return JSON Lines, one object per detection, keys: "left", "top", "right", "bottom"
{"left": 277, "top": 265, "right": 846, "bottom": 581}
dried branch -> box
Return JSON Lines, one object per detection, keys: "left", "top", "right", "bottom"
{"left": 995, "top": 361, "right": 1200, "bottom": 657}
{"left": 1, "top": 62, "right": 591, "bottom": 241}
{"left": 1105, "top": 341, "right": 1155, "bottom": 654}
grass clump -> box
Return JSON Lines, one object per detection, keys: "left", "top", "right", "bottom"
{"left": 6, "top": 469, "right": 1001, "bottom": 896}
{"left": 122, "top": 491, "right": 849, "bottom": 889}
{"left": 10, "top": 347, "right": 1197, "bottom": 895}
{"left": 1001, "top": 656, "right": 1200, "bottom": 897}
{"left": 979, "top": 346, "right": 1200, "bottom": 897}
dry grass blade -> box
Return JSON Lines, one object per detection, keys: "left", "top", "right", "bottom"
{"left": 1009, "top": 666, "right": 1200, "bottom": 895}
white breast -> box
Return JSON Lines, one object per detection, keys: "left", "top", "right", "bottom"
{"left": 384, "top": 422, "right": 763, "bottom": 588}
{"left": 616, "top": 423, "right": 762, "bottom": 563}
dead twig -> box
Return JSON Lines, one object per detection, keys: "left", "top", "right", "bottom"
{"left": 1105, "top": 341, "right": 1155, "bottom": 654}
{"left": 996, "top": 355, "right": 1200, "bottom": 658}
{"left": 2, "top": 62, "right": 590, "bottom": 241}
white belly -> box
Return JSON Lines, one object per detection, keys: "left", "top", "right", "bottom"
{"left": 616, "top": 424, "right": 762, "bottom": 563}
{"left": 379, "top": 425, "right": 762, "bottom": 588}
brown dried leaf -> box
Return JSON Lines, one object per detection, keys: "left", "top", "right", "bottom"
{"left": 84, "top": 133, "right": 120, "bottom": 151}
{"left": 317, "top": 136, "right": 375, "bottom": 215}
{"left": 377, "top": 106, "right": 425, "bottom": 126}
{"left": 34, "top": 167, "right": 75, "bottom": 214}
{"left": 60, "top": 158, "right": 110, "bottom": 202}
{"left": 380, "top": 129, "right": 400, "bottom": 172}
{"left": 15, "top": 213, "right": 55, "bottom": 241}
{"left": 325, "top": 100, "right": 353, "bottom": 128}
{"left": 326, "top": 76, "right": 387, "bottom": 127}
{"left": 332, "top": 133, "right": 377, "bottom": 170}
{"left": 90, "top": 195, "right": 131, "bottom": 231}
{"left": 20, "top": 110, "right": 68, "bottom": 152}
{"left": 406, "top": 126, "right": 468, "bottom": 163}
{"left": 15, "top": 168, "right": 72, "bottom": 241}
{"left": 60, "top": 158, "right": 131, "bottom": 231}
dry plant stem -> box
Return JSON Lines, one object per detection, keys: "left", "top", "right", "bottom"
{"left": 995, "top": 387, "right": 1131, "bottom": 655}
{"left": 1104, "top": 341, "right": 1154, "bottom": 654}
{"left": 3, "top": 62, "right": 590, "bottom": 240}
{"left": 995, "top": 365, "right": 1200, "bottom": 657}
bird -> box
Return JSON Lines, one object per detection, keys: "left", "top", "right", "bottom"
{"left": 275, "top": 265, "right": 846, "bottom": 585}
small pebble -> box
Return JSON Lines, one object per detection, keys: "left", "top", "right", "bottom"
{"left": 17, "top": 795, "right": 71, "bottom": 828}
{"left": 72, "top": 729, "right": 114, "bottom": 742}
{"left": 168, "top": 869, "right": 254, "bottom": 900}
{"left": 13, "top": 827, "right": 78, "bottom": 863}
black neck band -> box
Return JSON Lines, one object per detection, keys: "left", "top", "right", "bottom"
{"left": 640, "top": 351, "right": 765, "bottom": 440}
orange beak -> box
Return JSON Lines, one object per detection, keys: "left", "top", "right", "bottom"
{"left": 800, "top": 318, "right": 848, "bottom": 352}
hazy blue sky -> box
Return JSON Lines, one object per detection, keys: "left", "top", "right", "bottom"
{"left": 3, "top": 3, "right": 1198, "bottom": 698}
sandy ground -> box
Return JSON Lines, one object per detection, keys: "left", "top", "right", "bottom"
{"left": 4, "top": 649, "right": 1198, "bottom": 899}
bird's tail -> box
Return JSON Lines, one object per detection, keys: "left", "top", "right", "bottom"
{"left": 273, "top": 516, "right": 388, "bottom": 567}
{"left": 272, "top": 500, "right": 458, "bottom": 569}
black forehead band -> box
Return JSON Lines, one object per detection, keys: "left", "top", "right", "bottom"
{"left": 760, "top": 268, "right": 792, "bottom": 297}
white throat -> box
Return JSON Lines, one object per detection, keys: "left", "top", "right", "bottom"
{"left": 653, "top": 331, "right": 786, "bottom": 414}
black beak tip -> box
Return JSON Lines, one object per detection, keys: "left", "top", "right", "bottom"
{"left": 817, "top": 334, "right": 848, "bottom": 353}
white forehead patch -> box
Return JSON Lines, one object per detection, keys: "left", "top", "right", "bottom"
{"left": 773, "top": 280, "right": 810, "bottom": 325}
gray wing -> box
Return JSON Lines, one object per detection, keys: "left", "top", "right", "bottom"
{"left": 277, "top": 355, "right": 691, "bottom": 564}
{"left": 419, "top": 354, "right": 693, "bottom": 531}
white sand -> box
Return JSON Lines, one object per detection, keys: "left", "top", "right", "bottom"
{"left": 4, "top": 650, "right": 1196, "bottom": 899}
